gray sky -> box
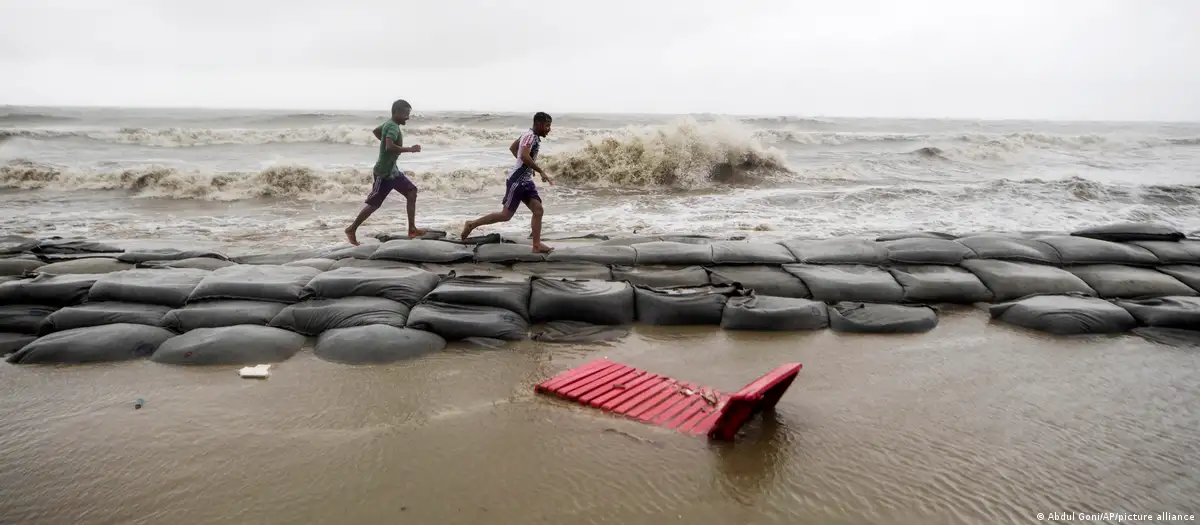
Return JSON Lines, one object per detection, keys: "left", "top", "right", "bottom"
{"left": 1, "top": 0, "right": 1197, "bottom": 120}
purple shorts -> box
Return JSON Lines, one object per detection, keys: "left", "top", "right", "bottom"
{"left": 365, "top": 169, "right": 417, "bottom": 207}
{"left": 502, "top": 178, "right": 541, "bottom": 212}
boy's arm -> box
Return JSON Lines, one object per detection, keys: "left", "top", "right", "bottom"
{"left": 372, "top": 125, "right": 383, "bottom": 140}
{"left": 509, "top": 138, "right": 519, "bottom": 158}
{"left": 382, "top": 127, "right": 418, "bottom": 153}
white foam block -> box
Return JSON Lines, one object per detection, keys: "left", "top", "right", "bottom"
{"left": 238, "top": 364, "right": 271, "bottom": 379}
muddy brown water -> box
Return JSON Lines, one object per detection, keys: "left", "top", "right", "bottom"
{"left": 2, "top": 306, "right": 1198, "bottom": 524}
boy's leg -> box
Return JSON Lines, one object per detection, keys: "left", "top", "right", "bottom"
{"left": 460, "top": 181, "right": 522, "bottom": 239}
{"left": 392, "top": 171, "right": 426, "bottom": 238}
{"left": 345, "top": 175, "right": 391, "bottom": 245}
{"left": 524, "top": 195, "right": 553, "bottom": 253}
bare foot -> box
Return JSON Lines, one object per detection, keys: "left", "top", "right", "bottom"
{"left": 532, "top": 242, "right": 554, "bottom": 254}
{"left": 460, "top": 221, "right": 475, "bottom": 240}
{"left": 345, "top": 227, "right": 360, "bottom": 246}
{"left": 408, "top": 227, "right": 427, "bottom": 239}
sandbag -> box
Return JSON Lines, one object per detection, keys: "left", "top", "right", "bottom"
{"left": 530, "top": 321, "right": 631, "bottom": 343}
{"left": 159, "top": 300, "right": 287, "bottom": 332}
{"left": 137, "top": 257, "right": 239, "bottom": 271}
{"left": 512, "top": 262, "right": 613, "bottom": 280}
{"left": 39, "top": 302, "right": 172, "bottom": 334}
{"left": 301, "top": 266, "right": 440, "bottom": 308}
{"left": 989, "top": 294, "right": 1137, "bottom": 335}
{"left": 1036, "top": 235, "right": 1160, "bottom": 266}
{"left": 633, "top": 284, "right": 742, "bottom": 325}
{"left": 376, "top": 230, "right": 448, "bottom": 242}
{"left": 231, "top": 250, "right": 325, "bottom": 265}
{"left": 0, "top": 304, "right": 59, "bottom": 334}
{"left": 1113, "top": 297, "right": 1200, "bottom": 329}
{"left": 0, "top": 256, "right": 44, "bottom": 276}
{"left": 318, "top": 243, "right": 380, "bottom": 260}
{"left": 1064, "top": 265, "right": 1198, "bottom": 299}
{"left": 544, "top": 244, "right": 636, "bottom": 265}
{"left": 88, "top": 268, "right": 210, "bottom": 308}
{"left": 1133, "top": 327, "right": 1200, "bottom": 348}
{"left": 0, "top": 332, "right": 35, "bottom": 356}
{"left": 34, "top": 238, "right": 124, "bottom": 254}
{"left": 282, "top": 258, "right": 337, "bottom": 271}
{"left": 38, "top": 252, "right": 125, "bottom": 262}
{"left": 887, "top": 265, "right": 994, "bottom": 304}
{"left": 0, "top": 273, "right": 102, "bottom": 306}
{"left": 151, "top": 325, "right": 306, "bottom": 365}
{"left": 955, "top": 235, "right": 1061, "bottom": 265}
{"left": 705, "top": 265, "right": 811, "bottom": 298}
{"left": 876, "top": 231, "right": 956, "bottom": 241}
{"left": 828, "top": 302, "right": 939, "bottom": 333}
{"left": 880, "top": 238, "right": 977, "bottom": 265}
{"left": 782, "top": 264, "right": 905, "bottom": 303}
{"left": 709, "top": 241, "right": 797, "bottom": 264}
{"left": 611, "top": 265, "right": 710, "bottom": 288}
{"left": 331, "top": 258, "right": 422, "bottom": 270}
{"left": 420, "top": 261, "right": 507, "bottom": 276}
{"left": 269, "top": 296, "right": 409, "bottom": 336}
{"left": 596, "top": 235, "right": 668, "bottom": 247}
{"left": 187, "top": 264, "right": 320, "bottom": 304}
{"left": 423, "top": 275, "right": 531, "bottom": 320}
{"left": 529, "top": 278, "right": 635, "bottom": 325}
{"left": 1127, "top": 241, "right": 1200, "bottom": 265}
{"left": 1070, "top": 222, "right": 1185, "bottom": 243}
{"left": 370, "top": 239, "right": 474, "bottom": 263}
{"left": 474, "top": 243, "right": 547, "bottom": 263}
{"left": 632, "top": 241, "right": 715, "bottom": 266}
{"left": 960, "top": 259, "right": 1096, "bottom": 302}
{"left": 1156, "top": 265, "right": 1200, "bottom": 292}
{"left": 6, "top": 323, "right": 173, "bottom": 364}
{"left": 720, "top": 295, "right": 829, "bottom": 331}
{"left": 405, "top": 301, "right": 529, "bottom": 341}
{"left": 116, "top": 248, "right": 228, "bottom": 264}
{"left": 1, "top": 235, "right": 39, "bottom": 256}
{"left": 0, "top": 276, "right": 22, "bottom": 284}
{"left": 34, "top": 258, "right": 135, "bottom": 275}
{"left": 780, "top": 237, "right": 886, "bottom": 265}
{"left": 315, "top": 325, "right": 446, "bottom": 364}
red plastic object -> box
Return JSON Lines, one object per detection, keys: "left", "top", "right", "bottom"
{"left": 534, "top": 359, "right": 802, "bottom": 440}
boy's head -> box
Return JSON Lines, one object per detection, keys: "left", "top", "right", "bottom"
{"left": 532, "top": 111, "right": 552, "bottom": 137}
{"left": 391, "top": 99, "right": 412, "bottom": 125}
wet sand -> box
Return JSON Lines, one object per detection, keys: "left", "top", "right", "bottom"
{"left": 1, "top": 306, "right": 1197, "bottom": 524}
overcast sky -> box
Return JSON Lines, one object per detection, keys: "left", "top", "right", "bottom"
{"left": 1, "top": 0, "right": 1197, "bottom": 120}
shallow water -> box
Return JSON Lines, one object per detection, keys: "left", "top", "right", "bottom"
{"left": 2, "top": 307, "right": 1197, "bottom": 524}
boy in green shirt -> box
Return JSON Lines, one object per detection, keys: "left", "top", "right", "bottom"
{"left": 344, "top": 99, "right": 425, "bottom": 245}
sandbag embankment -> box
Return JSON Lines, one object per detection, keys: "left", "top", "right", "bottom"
{"left": 705, "top": 265, "right": 811, "bottom": 298}
{"left": 422, "top": 275, "right": 531, "bottom": 321}
{"left": 828, "top": 302, "right": 939, "bottom": 333}
{"left": 315, "top": 325, "right": 447, "bottom": 364}
{"left": 0, "top": 273, "right": 103, "bottom": 306}
{"left": 720, "top": 295, "right": 829, "bottom": 331}
{"left": 633, "top": 284, "right": 746, "bottom": 325}
{"left": 0, "top": 332, "right": 36, "bottom": 356}
{"left": 301, "top": 266, "right": 440, "bottom": 308}
{"left": 0, "top": 256, "right": 45, "bottom": 276}
{"left": 0, "top": 304, "right": 59, "bottom": 334}
{"left": 529, "top": 277, "right": 635, "bottom": 325}
{"left": 544, "top": 245, "right": 636, "bottom": 266}
{"left": 88, "top": 268, "right": 210, "bottom": 308}
{"left": 370, "top": 239, "right": 474, "bottom": 264}
{"left": 887, "top": 265, "right": 993, "bottom": 304}
{"left": 780, "top": 237, "right": 886, "bottom": 265}
{"left": 7, "top": 323, "right": 174, "bottom": 364}
{"left": 959, "top": 260, "right": 1096, "bottom": 303}
{"left": 782, "top": 264, "right": 905, "bottom": 303}
{"left": 39, "top": 302, "right": 172, "bottom": 334}
{"left": 988, "top": 294, "right": 1138, "bottom": 335}
{"left": 611, "top": 265, "right": 710, "bottom": 289}
{"left": 116, "top": 248, "right": 229, "bottom": 264}
{"left": 269, "top": 297, "right": 410, "bottom": 336}
{"left": 151, "top": 325, "right": 307, "bottom": 365}
{"left": 1063, "top": 265, "right": 1198, "bottom": 299}
{"left": 405, "top": 301, "right": 529, "bottom": 341}
{"left": 1113, "top": 297, "right": 1200, "bottom": 329}
{"left": 186, "top": 265, "right": 320, "bottom": 304}
{"left": 1070, "top": 222, "right": 1186, "bottom": 243}
{"left": 159, "top": 300, "right": 288, "bottom": 332}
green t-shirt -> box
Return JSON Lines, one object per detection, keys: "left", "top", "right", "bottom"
{"left": 373, "top": 120, "right": 403, "bottom": 177}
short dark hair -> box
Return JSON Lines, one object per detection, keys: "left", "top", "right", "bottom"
{"left": 533, "top": 112, "right": 552, "bottom": 124}
{"left": 392, "top": 99, "right": 412, "bottom": 113}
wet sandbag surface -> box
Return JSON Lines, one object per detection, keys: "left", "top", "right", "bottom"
{"left": 423, "top": 275, "right": 531, "bottom": 320}
{"left": 611, "top": 265, "right": 710, "bottom": 289}
{"left": 989, "top": 294, "right": 1138, "bottom": 335}
{"left": 632, "top": 241, "right": 715, "bottom": 266}
{"left": 331, "top": 258, "right": 422, "bottom": 270}
{"left": 829, "top": 302, "right": 939, "bottom": 333}
{"left": 315, "top": 325, "right": 447, "bottom": 364}
{"left": 160, "top": 300, "right": 287, "bottom": 332}
{"left": 282, "top": 258, "right": 337, "bottom": 271}
{"left": 34, "top": 238, "right": 124, "bottom": 255}
{"left": 318, "top": 243, "right": 381, "bottom": 260}
{"left": 781, "top": 237, "right": 886, "bottom": 265}
{"left": 302, "top": 266, "right": 440, "bottom": 308}
{"left": 1, "top": 235, "right": 40, "bottom": 255}
{"left": 888, "top": 265, "right": 994, "bottom": 304}
{"left": 34, "top": 258, "right": 135, "bottom": 275}
{"left": 88, "top": 268, "right": 210, "bottom": 308}
{"left": 269, "top": 297, "right": 410, "bottom": 336}
{"left": 187, "top": 264, "right": 320, "bottom": 304}
{"left": 706, "top": 265, "right": 811, "bottom": 298}
{"left": 0, "top": 304, "right": 59, "bottom": 333}
{"left": 370, "top": 239, "right": 474, "bottom": 263}
{"left": 720, "top": 295, "right": 829, "bottom": 331}
{"left": 960, "top": 260, "right": 1096, "bottom": 302}
{"left": 0, "top": 332, "right": 35, "bottom": 356}
{"left": 137, "top": 257, "right": 239, "bottom": 271}
{"left": 7, "top": 323, "right": 174, "bottom": 364}
{"left": 881, "top": 238, "right": 977, "bottom": 265}
{"left": 39, "top": 302, "right": 172, "bottom": 334}
{"left": 0, "top": 273, "right": 103, "bottom": 306}
{"left": 1036, "top": 235, "right": 1160, "bottom": 266}
{"left": 1113, "top": 297, "right": 1200, "bottom": 329}
{"left": 151, "top": 325, "right": 307, "bottom": 365}
{"left": 1156, "top": 265, "right": 1200, "bottom": 292}
{"left": 544, "top": 245, "right": 636, "bottom": 266}
{"left": 1070, "top": 222, "right": 1185, "bottom": 242}
{"left": 512, "top": 262, "right": 614, "bottom": 280}
{"left": 529, "top": 278, "right": 635, "bottom": 325}
{"left": 474, "top": 243, "right": 547, "bottom": 263}
{"left": 709, "top": 241, "right": 797, "bottom": 264}
{"left": 0, "top": 256, "right": 44, "bottom": 276}
{"left": 1128, "top": 240, "right": 1200, "bottom": 265}
{"left": 782, "top": 264, "right": 905, "bottom": 303}
{"left": 405, "top": 301, "right": 530, "bottom": 341}
{"left": 1064, "top": 265, "right": 1198, "bottom": 299}
{"left": 116, "top": 248, "right": 228, "bottom": 264}
{"left": 530, "top": 321, "right": 631, "bottom": 343}
{"left": 1133, "top": 327, "right": 1200, "bottom": 348}
{"left": 231, "top": 251, "right": 324, "bottom": 265}
{"left": 633, "top": 284, "right": 742, "bottom": 325}
{"left": 955, "top": 235, "right": 1061, "bottom": 265}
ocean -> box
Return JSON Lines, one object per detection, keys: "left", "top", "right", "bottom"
{"left": 3, "top": 105, "right": 1199, "bottom": 250}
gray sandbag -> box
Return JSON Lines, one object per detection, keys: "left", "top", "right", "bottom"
{"left": 331, "top": 258, "right": 421, "bottom": 270}
{"left": 6, "top": 323, "right": 174, "bottom": 364}
{"left": 405, "top": 301, "right": 529, "bottom": 341}
{"left": 544, "top": 244, "right": 636, "bottom": 265}
{"left": 370, "top": 239, "right": 474, "bottom": 263}
{"left": 0, "top": 256, "right": 44, "bottom": 276}
{"left": 541, "top": 232, "right": 612, "bottom": 241}
{"left": 317, "top": 243, "right": 380, "bottom": 260}
{"left": 960, "top": 259, "right": 1096, "bottom": 303}
{"left": 37, "top": 252, "right": 126, "bottom": 262}
{"left": 187, "top": 264, "right": 320, "bottom": 304}
{"left": 1127, "top": 240, "right": 1200, "bottom": 265}
{"left": 829, "top": 302, "right": 939, "bottom": 333}
{"left": 137, "top": 257, "right": 238, "bottom": 271}
{"left": 1133, "top": 327, "right": 1200, "bottom": 348}
{"left": 989, "top": 294, "right": 1137, "bottom": 335}
{"left": 34, "top": 258, "right": 135, "bottom": 275}
{"left": 39, "top": 302, "right": 172, "bottom": 334}
{"left": 1065, "top": 265, "right": 1198, "bottom": 299}
{"left": 269, "top": 296, "right": 409, "bottom": 336}
{"left": 1113, "top": 296, "right": 1200, "bottom": 329}
{"left": 151, "top": 325, "right": 306, "bottom": 365}
{"left": 709, "top": 241, "right": 797, "bottom": 264}
{"left": 88, "top": 268, "right": 210, "bottom": 308}
{"left": 282, "top": 258, "right": 337, "bottom": 271}
{"left": 1, "top": 235, "right": 40, "bottom": 256}
{"left": 1156, "top": 265, "right": 1200, "bottom": 292}
{"left": 887, "top": 265, "right": 994, "bottom": 304}
{"left": 659, "top": 234, "right": 719, "bottom": 245}
{"left": 314, "top": 325, "right": 446, "bottom": 364}
{"left": 301, "top": 266, "right": 439, "bottom": 308}
{"left": 231, "top": 250, "right": 325, "bottom": 265}
{"left": 530, "top": 321, "right": 631, "bottom": 343}
{"left": 720, "top": 295, "right": 829, "bottom": 331}
{"left": 512, "top": 261, "right": 613, "bottom": 280}
{"left": 611, "top": 265, "right": 710, "bottom": 288}
{"left": 375, "top": 230, "right": 448, "bottom": 242}
{"left": 529, "top": 277, "right": 635, "bottom": 325}
{"left": 0, "top": 276, "right": 22, "bottom": 284}
{"left": 159, "top": 300, "right": 287, "bottom": 332}
{"left": 955, "top": 235, "right": 1061, "bottom": 265}
{"left": 633, "top": 284, "right": 744, "bottom": 325}
{"left": 705, "top": 265, "right": 811, "bottom": 298}
{"left": 0, "top": 332, "right": 35, "bottom": 356}
{"left": 596, "top": 235, "right": 667, "bottom": 247}
{"left": 782, "top": 264, "right": 905, "bottom": 303}
{"left": 780, "top": 237, "right": 886, "bottom": 265}
{"left": 423, "top": 275, "right": 531, "bottom": 320}
{"left": 0, "top": 273, "right": 102, "bottom": 306}
{"left": 474, "top": 243, "right": 547, "bottom": 263}
{"left": 116, "top": 248, "right": 228, "bottom": 264}
{"left": 876, "top": 231, "right": 956, "bottom": 241}
{"left": 0, "top": 304, "right": 59, "bottom": 333}
{"left": 880, "top": 238, "right": 977, "bottom": 265}
{"left": 1036, "top": 235, "right": 1160, "bottom": 266}
{"left": 632, "top": 241, "right": 715, "bottom": 266}
{"left": 34, "top": 238, "right": 124, "bottom": 254}
{"left": 1070, "top": 222, "right": 1185, "bottom": 242}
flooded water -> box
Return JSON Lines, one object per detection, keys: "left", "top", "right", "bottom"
{"left": 1, "top": 307, "right": 1197, "bottom": 524}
